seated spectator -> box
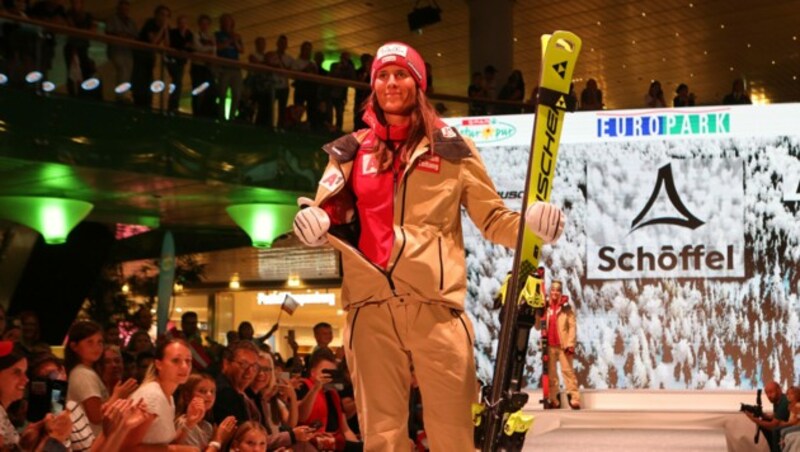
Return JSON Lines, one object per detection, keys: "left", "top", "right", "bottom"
{"left": 580, "top": 78, "right": 603, "bottom": 111}
{"left": 644, "top": 80, "right": 666, "bottom": 108}
{"left": 104, "top": 323, "right": 123, "bottom": 347}
{"left": 744, "top": 381, "right": 791, "bottom": 452}
{"left": 722, "top": 78, "right": 751, "bottom": 105}
{"left": 127, "top": 330, "right": 155, "bottom": 357}
{"left": 214, "top": 342, "right": 303, "bottom": 449}
{"left": 97, "top": 344, "right": 138, "bottom": 402}
{"left": 247, "top": 352, "right": 302, "bottom": 436}
{"left": 782, "top": 388, "right": 800, "bottom": 450}
{"left": 673, "top": 83, "right": 696, "bottom": 107}
{"left": 229, "top": 421, "right": 267, "bottom": 452}
{"left": 0, "top": 341, "right": 71, "bottom": 451}
{"left": 175, "top": 373, "right": 237, "bottom": 450}
{"left": 213, "top": 341, "right": 260, "bottom": 424}
{"left": 129, "top": 338, "right": 192, "bottom": 446}
{"left": 27, "top": 353, "right": 95, "bottom": 450}
{"left": 66, "top": 321, "right": 110, "bottom": 437}
{"left": 19, "top": 311, "right": 51, "bottom": 355}
{"left": 297, "top": 349, "right": 359, "bottom": 451}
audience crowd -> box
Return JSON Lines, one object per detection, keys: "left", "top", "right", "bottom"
{"left": 0, "top": 304, "right": 406, "bottom": 451}
{"left": 1, "top": 0, "right": 756, "bottom": 134}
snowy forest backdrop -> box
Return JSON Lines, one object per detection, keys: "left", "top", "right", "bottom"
{"left": 459, "top": 125, "right": 800, "bottom": 391}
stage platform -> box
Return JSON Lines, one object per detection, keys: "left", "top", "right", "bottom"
{"left": 520, "top": 390, "right": 769, "bottom": 452}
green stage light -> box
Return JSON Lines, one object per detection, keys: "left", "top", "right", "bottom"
{"left": 226, "top": 203, "right": 298, "bottom": 248}
{"left": 0, "top": 196, "right": 93, "bottom": 244}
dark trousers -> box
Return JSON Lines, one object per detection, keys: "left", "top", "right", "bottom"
{"left": 131, "top": 54, "right": 154, "bottom": 108}
{"left": 190, "top": 65, "right": 217, "bottom": 118}
{"left": 166, "top": 61, "right": 185, "bottom": 112}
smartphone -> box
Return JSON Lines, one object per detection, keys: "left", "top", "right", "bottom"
{"left": 321, "top": 368, "right": 346, "bottom": 383}
{"left": 308, "top": 420, "right": 323, "bottom": 430}
{"left": 50, "top": 387, "right": 65, "bottom": 414}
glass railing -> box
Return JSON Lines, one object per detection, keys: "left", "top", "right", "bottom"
{"left": 0, "top": 12, "right": 529, "bottom": 135}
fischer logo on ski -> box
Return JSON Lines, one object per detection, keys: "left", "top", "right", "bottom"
{"left": 476, "top": 30, "right": 581, "bottom": 452}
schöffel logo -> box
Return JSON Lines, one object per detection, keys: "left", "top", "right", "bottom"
{"left": 586, "top": 159, "right": 744, "bottom": 280}
{"left": 454, "top": 118, "right": 517, "bottom": 144}
{"left": 596, "top": 108, "right": 731, "bottom": 138}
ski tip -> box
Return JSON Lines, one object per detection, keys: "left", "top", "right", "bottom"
{"left": 549, "top": 30, "right": 582, "bottom": 54}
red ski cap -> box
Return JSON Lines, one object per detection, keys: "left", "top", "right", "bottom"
{"left": 0, "top": 341, "right": 13, "bottom": 358}
{"left": 371, "top": 42, "right": 427, "bottom": 92}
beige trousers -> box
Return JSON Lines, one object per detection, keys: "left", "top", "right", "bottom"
{"left": 547, "top": 346, "right": 580, "bottom": 404}
{"left": 344, "top": 298, "right": 478, "bottom": 451}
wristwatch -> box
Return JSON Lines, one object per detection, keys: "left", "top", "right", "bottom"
{"left": 208, "top": 441, "right": 222, "bottom": 450}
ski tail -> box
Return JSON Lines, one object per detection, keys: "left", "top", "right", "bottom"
{"left": 477, "top": 31, "right": 581, "bottom": 452}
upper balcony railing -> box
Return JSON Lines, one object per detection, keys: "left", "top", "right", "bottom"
{"left": 0, "top": 12, "right": 531, "bottom": 135}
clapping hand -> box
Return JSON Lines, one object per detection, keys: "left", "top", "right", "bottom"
{"left": 112, "top": 378, "right": 139, "bottom": 401}
{"left": 212, "top": 416, "right": 237, "bottom": 446}
{"left": 185, "top": 396, "right": 206, "bottom": 427}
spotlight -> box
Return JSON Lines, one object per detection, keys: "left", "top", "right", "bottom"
{"left": 81, "top": 77, "right": 100, "bottom": 91}
{"left": 192, "top": 82, "right": 210, "bottom": 96}
{"left": 169, "top": 83, "right": 176, "bottom": 94}
{"left": 150, "top": 80, "right": 166, "bottom": 93}
{"left": 25, "top": 71, "right": 43, "bottom": 84}
{"left": 408, "top": 2, "right": 442, "bottom": 32}
{"left": 0, "top": 73, "right": 7, "bottom": 85}
{"left": 42, "top": 81, "right": 56, "bottom": 92}
{"left": 114, "top": 82, "right": 132, "bottom": 94}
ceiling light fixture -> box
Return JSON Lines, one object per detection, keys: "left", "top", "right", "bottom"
{"left": 0, "top": 196, "right": 93, "bottom": 244}
{"left": 226, "top": 203, "right": 298, "bottom": 248}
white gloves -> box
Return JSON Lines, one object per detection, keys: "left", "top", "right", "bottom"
{"left": 293, "top": 197, "right": 330, "bottom": 247}
{"left": 525, "top": 202, "right": 565, "bottom": 245}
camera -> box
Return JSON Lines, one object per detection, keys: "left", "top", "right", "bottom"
{"left": 740, "top": 403, "right": 763, "bottom": 418}
{"left": 740, "top": 388, "right": 763, "bottom": 418}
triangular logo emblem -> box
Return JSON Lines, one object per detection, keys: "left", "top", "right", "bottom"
{"left": 552, "top": 61, "right": 567, "bottom": 79}
{"left": 555, "top": 95, "right": 567, "bottom": 109}
{"left": 630, "top": 163, "right": 705, "bottom": 232}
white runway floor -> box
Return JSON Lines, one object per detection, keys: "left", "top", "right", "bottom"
{"left": 524, "top": 427, "right": 728, "bottom": 452}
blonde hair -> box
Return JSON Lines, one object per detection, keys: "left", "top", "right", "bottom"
{"left": 231, "top": 421, "right": 267, "bottom": 450}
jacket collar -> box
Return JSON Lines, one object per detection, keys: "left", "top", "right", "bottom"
{"left": 321, "top": 125, "right": 472, "bottom": 164}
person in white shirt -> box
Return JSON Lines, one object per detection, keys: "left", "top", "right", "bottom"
{"left": 130, "top": 338, "right": 194, "bottom": 446}
{"left": 66, "top": 321, "right": 135, "bottom": 438}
